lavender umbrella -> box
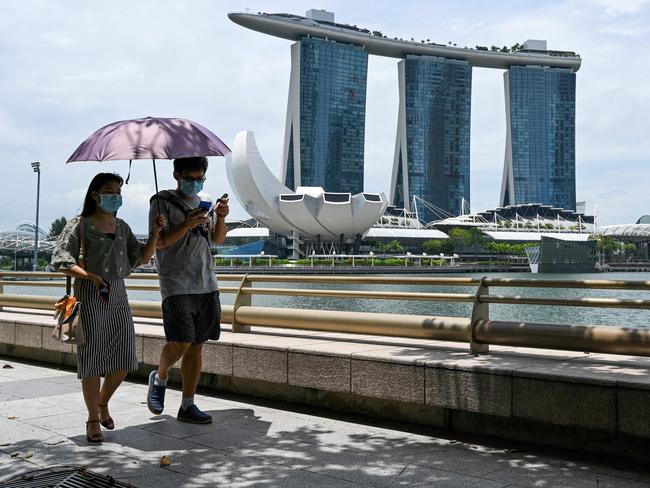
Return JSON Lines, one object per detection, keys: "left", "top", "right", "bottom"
{"left": 67, "top": 116, "right": 231, "bottom": 196}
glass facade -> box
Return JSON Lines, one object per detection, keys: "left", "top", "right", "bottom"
{"left": 288, "top": 36, "right": 368, "bottom": 193}
{"left": 395, "top": 55, "right": 471, "bottom": 222}
{"left": 285, "top": 123, "right": 295, "bottom": 189}
{"left": 393, "top": 152, "right": 404, "bottom": 211}
{"left": 504, "top": 66, "right": 576, "bottom": 210}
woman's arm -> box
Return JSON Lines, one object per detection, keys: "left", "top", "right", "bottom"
{"left": 61, "top": 264, "right": 106, "bottom": 288}
{"left": 141, "top": 215, "right": 167, "bottom": 261}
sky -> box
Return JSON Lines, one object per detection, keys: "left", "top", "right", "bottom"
{"left": 0, "top": 0, "right": 649, "bottom": 234}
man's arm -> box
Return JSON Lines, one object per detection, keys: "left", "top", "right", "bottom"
{"left": 211, "top": 201, "right": 229, "bottom": 245}
{"left": 157, "top": 209, "right": 209, "bottom": 249}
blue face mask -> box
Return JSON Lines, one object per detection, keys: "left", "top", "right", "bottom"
{"left": 98, "top": 194, "right": 122, "bottom": 213}
{"left": 180, "top": 179, "right": 204, "bottom": 196}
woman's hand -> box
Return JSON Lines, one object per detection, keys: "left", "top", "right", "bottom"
{"left": 152, "top": 215, "right": 167, "bottom": 237}
{"left": 88, "top": 273, "right": 108, "bottom": 289}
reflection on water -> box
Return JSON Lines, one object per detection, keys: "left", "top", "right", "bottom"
{"left": 6, "top": 272, "right": 650, "bottom": 329}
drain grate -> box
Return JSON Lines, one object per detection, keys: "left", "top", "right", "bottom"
{"left": 1, "top": 466, "right": 138, "bottom": 487}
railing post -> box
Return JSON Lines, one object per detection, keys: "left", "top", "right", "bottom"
{"left": 232, "top": 274, "right": 251, "bottom": 333}
{"left": 470, "top": 276, "right": 490, "bottom": 354}
{"left": 0, "top": 280, "right": 4, "bottom": 311}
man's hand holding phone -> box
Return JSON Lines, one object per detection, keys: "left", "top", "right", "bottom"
{"left": 212, "top": 193, "right": 229, "bottom": 219}
{"left": 184, "top": 208, "right": 209, "bottom": 230}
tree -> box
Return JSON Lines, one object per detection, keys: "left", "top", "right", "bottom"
{"left": 623, "top": 243, "right": 637, "bottom": 256}
{"left": 592, "top": 235, "right": 619, "bottom": 263}
{"left": 49, "top": 216, "right": 67, "bottom": 237}
{"left": 447, "top": 227, "right": 485, "bottom": 252}
{"left": 422, "top": 239, "right": 444, "bottom": 255}
{"left": 378, "top": 240, "right": 404, "bottom": 254}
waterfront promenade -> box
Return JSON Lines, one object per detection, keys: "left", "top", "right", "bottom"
{"left": 2, "top": 359, "right": 650, "bottom": 487}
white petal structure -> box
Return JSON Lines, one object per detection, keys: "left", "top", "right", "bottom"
{"left": 226, "top": 130, "right": 388, "bottom": 240}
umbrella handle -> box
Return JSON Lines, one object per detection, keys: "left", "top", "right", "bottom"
{"left": 152, "top": 159, "right": 165, "bottom": 245}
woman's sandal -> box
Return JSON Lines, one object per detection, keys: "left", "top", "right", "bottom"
{"left": 86, "top": 420, "right": 104, "bottom": 443}
{"left": 98, "top": 404, "right": 114, "bottom": 430}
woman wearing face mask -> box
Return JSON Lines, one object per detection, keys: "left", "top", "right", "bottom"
{"left": 52, "top": 172, "right": 166, "bottom": 443}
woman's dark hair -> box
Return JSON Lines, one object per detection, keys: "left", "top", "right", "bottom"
{"left": 173, "top": 156, "right": 208, "bottom": 174}
{"left": 81, "top": 173, "right": 124, "bottom": 217}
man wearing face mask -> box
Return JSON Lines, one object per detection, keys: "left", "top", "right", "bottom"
{"left": 146, "top": 156, "right": 229, "bottom": 424}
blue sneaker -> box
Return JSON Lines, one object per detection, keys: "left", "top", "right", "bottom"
{"left": 146, "top": 370, "right": 166, "bottom": 415}
{"left": 177, "top": 404, "right": 212, "bottom": 424}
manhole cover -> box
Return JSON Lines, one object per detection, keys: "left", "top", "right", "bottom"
{"left": 1, "top": 466, "right": 138, "bottom": 487}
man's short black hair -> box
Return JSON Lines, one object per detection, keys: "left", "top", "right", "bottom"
{"left": 173, "top": 156, "right": 208, "bottom": 174}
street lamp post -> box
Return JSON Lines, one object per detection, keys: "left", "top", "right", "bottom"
{"left": 31, "top": 161, "right": 41, "bottom": 271}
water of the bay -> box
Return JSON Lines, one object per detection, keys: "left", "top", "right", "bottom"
{"left": 6, "top": 271, "right": 650, "bottom": 329}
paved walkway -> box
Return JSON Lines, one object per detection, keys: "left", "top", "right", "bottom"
{"left": 1, "top": 359, "right": 649, "bottom": 488}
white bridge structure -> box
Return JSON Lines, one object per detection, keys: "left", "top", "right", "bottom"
{"left": 226, "top": 130, "right": 388, "bottom": 242}
{"left": 598, "top": 224, "right": 650, "bottom": 241}
{"left": 0, "top": 222, "right": 56, "bottom": 257}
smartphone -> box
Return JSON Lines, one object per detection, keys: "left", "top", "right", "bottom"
{"left": 198, "top": 200, "right": 212, "bottom": 212}
{"left": 98, "top": 281, "right": 111, "bottom": 302}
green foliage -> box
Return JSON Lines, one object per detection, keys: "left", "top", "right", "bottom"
{"left": 49, "top": 216, "right": 67, "bottom": 237}
{"left": 0, "top": 256, "right": 13, "bottom": 270}
{"left": 447, "top": 227, "right": 485, "bottom": 251}
{"left": 377, "top": 240, "right": 404, "bottom": 253}
{"left": 593, "top": 235, "right": 618, "bottom": 253}
{"left": 483, "top": 241, "right": 535, "bottom": 256}
{"left": 622, "top": 243, "right": 637, "bottom": 255}
{"left": 422, "top": 239, "right": 444, "bottom": 255}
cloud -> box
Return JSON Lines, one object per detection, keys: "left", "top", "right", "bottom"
{"left": 0, "top": 0, "right": 648, "bottom": 233}
{"left": 594, "top": 0, "right": 650, "bottom": 16}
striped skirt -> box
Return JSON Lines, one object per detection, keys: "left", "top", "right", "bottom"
{"left": 75, "top": 278, "right": 138, "bottom": 379}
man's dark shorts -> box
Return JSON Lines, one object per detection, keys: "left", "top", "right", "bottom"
{"left": 162, "top": 291, "right": 221, "bottom": 344}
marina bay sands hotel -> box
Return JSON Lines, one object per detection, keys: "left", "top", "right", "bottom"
{"left": 229, "top": 10, "right": 581, "bottom": 221}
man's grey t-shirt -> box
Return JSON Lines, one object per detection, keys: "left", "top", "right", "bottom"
{"left": 149, "top": 190, "right": 218, "bottom": 301}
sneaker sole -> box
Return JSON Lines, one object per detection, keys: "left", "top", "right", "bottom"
{"left": 146, "top": 370, "right": 164, "bottom": 415}
{"left": 176, "top": 416, "right": 212, "bottom": 424}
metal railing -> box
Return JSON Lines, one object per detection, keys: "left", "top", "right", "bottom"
{"left": 1, "top": 271, "right": 649, "bottom": 357}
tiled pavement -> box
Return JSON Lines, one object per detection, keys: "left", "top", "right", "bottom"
{"left": 1, "top": 358, "right": 649, "bottom": 487}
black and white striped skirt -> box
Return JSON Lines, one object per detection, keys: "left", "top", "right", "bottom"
{"left": 75, "top": 278, "right": 138, "bottom": 379}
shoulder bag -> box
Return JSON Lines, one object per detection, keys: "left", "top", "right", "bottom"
{"left": 52, "top": 217, "right": 86, "bottom": 345}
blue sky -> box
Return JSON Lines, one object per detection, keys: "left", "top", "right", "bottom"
{"left": 1, "top": 0, "right": 648, "bottom": 233}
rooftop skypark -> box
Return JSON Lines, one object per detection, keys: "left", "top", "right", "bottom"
{"left": 229, "top": 10, "right": 581, "bottom": 70}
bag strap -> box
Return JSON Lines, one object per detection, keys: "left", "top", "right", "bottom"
{"left": 151, "top": 191, "right": 211, "bottom": 245}
{"left": 78, "top": 217, "right": 86, "bottom": 269}
{"left": 151, "top": 190, "right": 191, "bottom": 216}
{"left": 66, "top": 217, "right": 86, "bottom": 296}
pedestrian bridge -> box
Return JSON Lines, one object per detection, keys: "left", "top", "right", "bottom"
{"left": 1, "top": 272, "right": 650, "bottom": 466}
{"left": 599, "top": 223, "right": 650, "bottom": 240}
{"left": 0, "top": 222, "right": 56, "bottom": 257}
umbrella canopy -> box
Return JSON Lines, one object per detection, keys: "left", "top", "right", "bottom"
{"left": 67, "top": 116, "right": 230, "bottom": 163}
